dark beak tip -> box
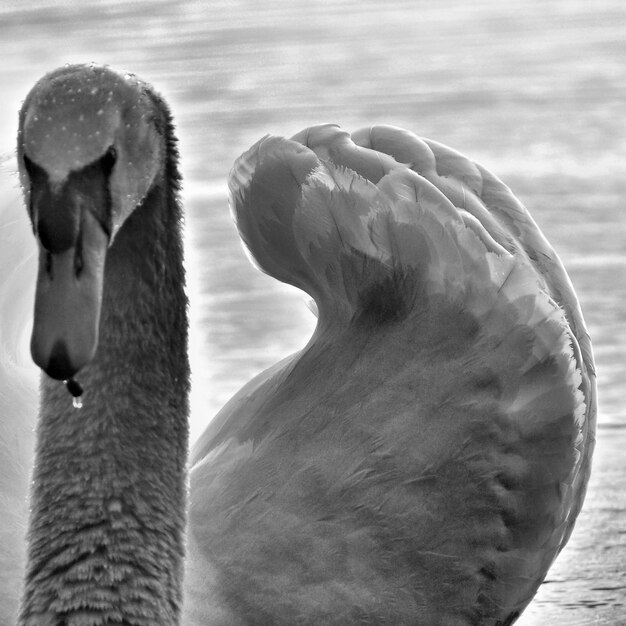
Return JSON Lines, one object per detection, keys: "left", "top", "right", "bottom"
{"left": 42, "top": 340, "right": 80, "bottom": 381}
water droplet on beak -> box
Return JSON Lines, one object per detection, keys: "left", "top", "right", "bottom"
{"left": 64, "top": 378, "right": 84, "bottom": 410}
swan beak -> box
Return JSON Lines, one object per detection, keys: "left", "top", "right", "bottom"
{"left": 30, "top": 208, "right": 108, "bottom": 380}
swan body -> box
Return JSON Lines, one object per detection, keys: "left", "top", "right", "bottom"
{"left": 14, "top": 64, "right": 595, "bottom": 625}
{"left": 185, "top": 126, "right": 596, "bottom": 624}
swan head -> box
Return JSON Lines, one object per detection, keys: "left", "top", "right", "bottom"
{"left": 18, "top": 64, "right": 165, "bottom": 381}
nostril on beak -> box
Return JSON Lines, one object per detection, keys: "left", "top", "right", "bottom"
{"left": 74, "top": 237, "right": 84, "bottom": 276}
{"left": 45, "top": 250, "right": 53, "bottom": 278}
{"left": 45, "top": 340, "right": 79, "bottom": 381}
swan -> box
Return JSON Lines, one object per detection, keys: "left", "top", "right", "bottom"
{"left": 18, "top": 64, "right": 189, "bottom": 624}
{"left": 15, "top": 64, "right": 595, "bottom": 625}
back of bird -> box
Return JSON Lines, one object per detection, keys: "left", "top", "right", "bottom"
{"left": 188, "top": 124, "right": 596, "bottom": 625}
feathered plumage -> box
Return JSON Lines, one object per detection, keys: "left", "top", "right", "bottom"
{"left": 11, "top": 63, "right": 595, "bottom": 625}
{"left": 17, "top": 65, "right": 189, "bottom": 625}
{"left": 185, "top": 124, "right": 596, "bottom": 625}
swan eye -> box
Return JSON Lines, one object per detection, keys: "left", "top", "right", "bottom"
{"left": 22, "top": 153, "right": 48, "bottom": 225}
{"left": 23, "top": 153, "right": 47, "bottom": 182}
{"left": 101, "top": 146, "right": 117, "bottom": 176}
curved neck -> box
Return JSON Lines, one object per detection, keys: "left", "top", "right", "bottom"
{"left": 20, "top": 165, "right": 190, "bottom": 624}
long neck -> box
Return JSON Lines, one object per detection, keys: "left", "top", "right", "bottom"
{"left": 20, "top": 163, "right": 190, "bottom": 624}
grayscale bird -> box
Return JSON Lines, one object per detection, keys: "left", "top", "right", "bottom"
{"left": 7, "top": 64, "right": 595, "bottom": 626}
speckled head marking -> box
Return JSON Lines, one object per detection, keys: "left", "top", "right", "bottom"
{"left": 18, "top": 64, "right": 167, "bottom": 381}
{"left": 18, "top": 63, "right": 163, "bottom": 239}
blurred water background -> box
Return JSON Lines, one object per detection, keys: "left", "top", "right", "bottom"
{"left": 0, "top": 1, "right": 624, "bottom": 623}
